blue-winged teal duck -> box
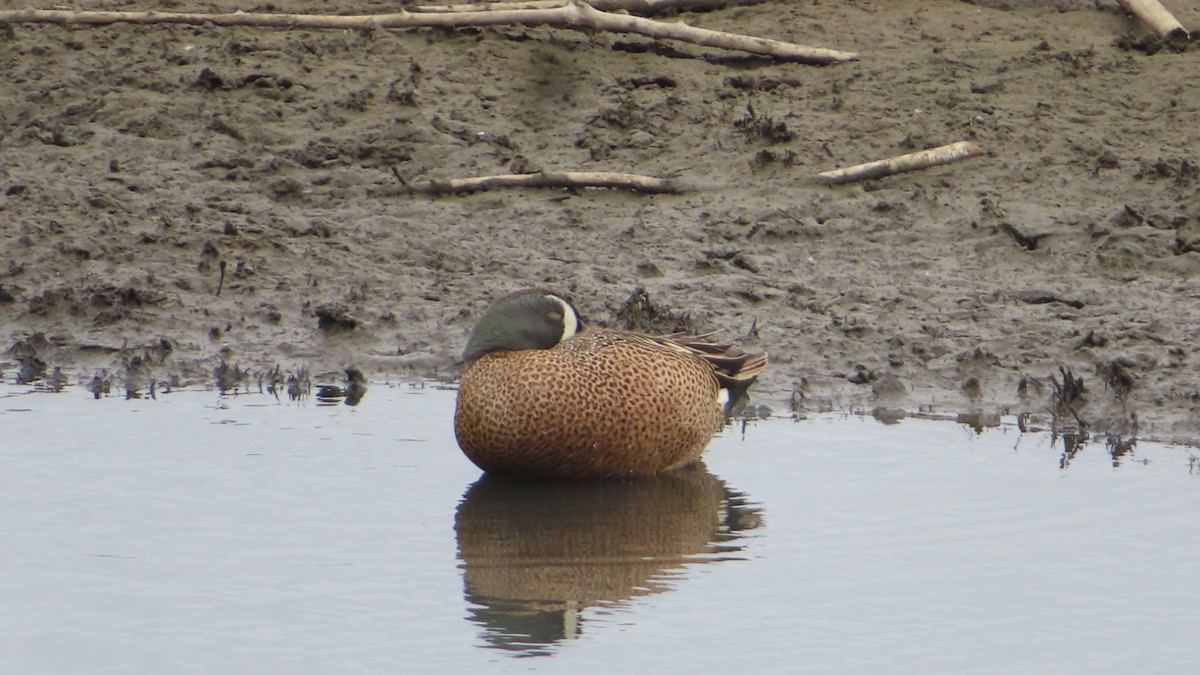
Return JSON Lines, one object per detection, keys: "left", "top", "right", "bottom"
{"left": 454, "top": 289, "right": 767, "bottom": 479}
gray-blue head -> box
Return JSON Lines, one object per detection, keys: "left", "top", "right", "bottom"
{"left": 462, "top": 290, "right": 584, "bottom": 364}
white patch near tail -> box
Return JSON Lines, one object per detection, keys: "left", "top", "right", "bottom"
{"left": 547, "top": 295, "right": 579, "bottom": 343}
{"left": 717, "top": 387, "right": 730, "bottom": 408}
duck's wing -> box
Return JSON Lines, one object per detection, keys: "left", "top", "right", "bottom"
{"left": 674, "top": 339, "right": 767, "bottom": 382}
{"left": 624, "top": 333, "right": 767, "bottom": 413}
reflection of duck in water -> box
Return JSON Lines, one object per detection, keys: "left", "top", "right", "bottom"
{"left": 454, "top": 289, "right": 767, "bottom": 479}
{"left": 455, "top": 463, "right": 763, "bottom": 656}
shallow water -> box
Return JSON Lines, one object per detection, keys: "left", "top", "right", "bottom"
{"left": 2, "top": 381, "right": 1197, "bottom": 674}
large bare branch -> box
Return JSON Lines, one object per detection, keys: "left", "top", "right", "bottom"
{"left": 414, "top": 0, "right": 768, "bottom": 13}
{"left": 1115, "top": 0, "right": 1190, "bottom": 48}
{"left": 0, "top": 1, "right": 857, "bottom": 64}
{"left": 817, "top": 141, "right": 985, "bottom": 185}
{"left": 400, "top": 170, "right": 679, "bottom": 194}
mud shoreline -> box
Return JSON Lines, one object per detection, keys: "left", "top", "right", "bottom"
{"left": 1, "top": 1, "right": 1198, "bottom": 442}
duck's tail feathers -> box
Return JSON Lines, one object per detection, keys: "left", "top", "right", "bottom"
{"left": 680, "top": 340, "right": 767, "bottom": 412}
{"left": 635, "top": 333, "right": 768, "bottom": 409}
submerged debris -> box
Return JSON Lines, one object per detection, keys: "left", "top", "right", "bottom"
{"left": 315, "top": 367, "right": 368, "bottom": 406}
{"left": 214, "top": 360, "right": 248, "bottom": 393}
{"left": 87, "top": 370, "right": 113, "bottom": 399}
{"left": 7, "top": 333, "right": 51, "bottom": 385}
{"left": 1049, "top": 365, "right": 1088, "bottom": 432}
{"left": 258, "top": 365, "right": 312, "bottom": 400}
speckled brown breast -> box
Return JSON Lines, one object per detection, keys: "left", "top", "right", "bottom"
{"left": 454, "top": 330, "right": 725, "bottom": 479}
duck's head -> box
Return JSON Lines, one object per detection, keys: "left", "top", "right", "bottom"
{"left": 463, "top": 290, "right": 584, "bottom": 364}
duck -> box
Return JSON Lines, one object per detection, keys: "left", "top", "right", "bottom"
{"left": 454, "top": 289, "right": 766, "bottom": 479}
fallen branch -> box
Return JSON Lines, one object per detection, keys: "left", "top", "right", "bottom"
{"left": 413, "top": 0, "right": 570, "bottom": 10}
{"left": 0, "top": 1, "right": 858, "bottom": 64}
{"left": 401, "top": 170, "right": 679, "bottom": 194}
{"left": 816, "top": 141, "right": 985, "bottom": 185}
{"left": 1115, "top": 0, "right": 1190, "bottom": 48}
{"left": 414, "top": 0, "right": 768, "bottom": 13}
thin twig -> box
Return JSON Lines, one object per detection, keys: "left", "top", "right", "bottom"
{"left": 406, "top": 170, "right": 679, "bottom": 194}
{"left": 0, "top": 1, "right": 858, "bottom": 64}
{"left": 817, "top": 141, "right": 985, "bottom": 185}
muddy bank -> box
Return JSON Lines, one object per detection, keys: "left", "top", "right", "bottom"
{"left": 1, "top": 1, "right": 1198, "bottom": 441}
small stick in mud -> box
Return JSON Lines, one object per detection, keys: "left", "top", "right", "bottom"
{"left": 0, "top": 1, "right": 858, "bottom": 65}
{"left": 404, "top": 171, "right": 679, "bottom": 194}
{"left": 1115, "top": 0, "right": 1190, "bottom": 48}
{"left": 816, "top": 141, "right": 985, "bottom": 185}
{"left": 216, "top": 260, "right": 226, "bottom": 297}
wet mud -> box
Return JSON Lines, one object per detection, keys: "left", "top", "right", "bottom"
{"left": 1, "top": 1, "right": 1198, "bottom": 441}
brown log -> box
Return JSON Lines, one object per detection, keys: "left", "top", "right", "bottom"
{"left": 1115, "top": 0, "right": 1190, "bottom": 48}
{"left": 0, "top": 1, "right": 858, "bottom": 64}
{"left": 405, "top": 171, "right": 679, "bottom": 194}
{"left": 817, "top": 141, "right": 985, "bottom": 185}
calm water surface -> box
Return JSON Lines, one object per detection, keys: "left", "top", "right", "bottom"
{"left": 1, "top": 381, "right": 1197, "bottom": 674}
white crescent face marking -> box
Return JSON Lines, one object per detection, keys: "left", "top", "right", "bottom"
{"left": 547, "top": 295, "right": 579, "bottom": 343}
